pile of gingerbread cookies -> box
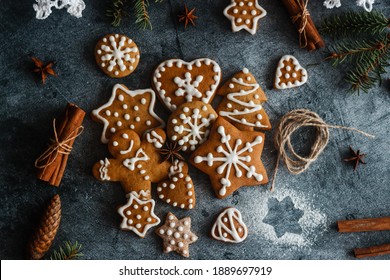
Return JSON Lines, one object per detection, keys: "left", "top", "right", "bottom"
{"left": 91, "top": 34, "right": 308, "bottom": 257}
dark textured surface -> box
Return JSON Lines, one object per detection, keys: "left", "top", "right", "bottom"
{"left": 0, "top": 0, "right": 389, "bottom": 260}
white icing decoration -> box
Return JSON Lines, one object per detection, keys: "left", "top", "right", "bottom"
{"left": 33, "top": 0, "right": 85, "bottom": 20}
{"left": 274, "top": 55, "right": 308, "bottom": 90}
{"left": 146, "top": 130, "right": 164, "bottom": 149}
{"left": 98, "top": 35, "right": 139, "bottom": 75}
{"left": 99, "top": 158, "right": 110, "bottom": 180}
{"left": 174, "top": 73, "right": 204, "bottom": 102}
{"left": 223, "top": 0, "right": 267, "bottom": 35}
{"left": 122, "top": 148, "right": 150, "bottom": 170}
{"left": 171, "top": 107, "right": 216, "bottom": 151}
{"left": 153, "top": 59, "right": 221, "bottom": 111}
{"left": 219, "top": 71, "right": 269, "bottom": 129}
{"left": 92, "top": 84, "right": 165, "bottom": 143}
{"left": 120, "top": 140, "right": 134, "bottom": 155}
{"left": 117, "top": 194, "right": 160, "bottom": 238}
{"left": 211, "top": 208, "right": 248, "bottom": 243}
{"left": 193, "top": 126, "right": 264, "bottom": 196}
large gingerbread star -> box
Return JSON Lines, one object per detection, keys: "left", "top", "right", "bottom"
{"left": 190, "top": 117, "right": 268, "bottom": 199}
{"left": 92, "top": 84, "right": 165, "bottom": 143}
{"left": 155, "top": 212, "right": 198, "bottom": 258}
{"left": 223, "top": 0, "right": 267, "bottom": 35}
{"left": 118, "top": 192, "right": 160, "bottom": 238}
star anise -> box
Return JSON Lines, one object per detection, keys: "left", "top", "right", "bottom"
{"left": 178, "top": 4, "right": 198, "bottom": 29}
{"left": 159, "top": 141, "right": 185, "bottom": 163}
{"left": 343, "top": 146, "right": 366, "bottom": 171}
{"left": 32, "top": 57, "right": 57, "bottom": 84}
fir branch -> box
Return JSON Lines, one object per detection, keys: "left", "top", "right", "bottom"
{"left": 133, "top": 0, "right": 152, "bottom": 30}
{"left": 107, "top": 0, "right": 128, "bottom": 27}
{"left": 50, "top": 241, "right": 83, "bottom": 260}
{"left": 320, "top": 11, "right": 389, "bottom": 38}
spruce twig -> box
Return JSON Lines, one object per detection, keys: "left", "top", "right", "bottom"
{"left": 107, "top": 0, "right": 128, "bottom": 27}
{"left": 50, "top": 241, "right": 83, "bottom": 260}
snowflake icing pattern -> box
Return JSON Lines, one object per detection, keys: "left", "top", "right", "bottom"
{"left": 172, "top": 107, "right": 216, "bottom": 151}
{"left": 173, "top": 72, "right": 204, "bottom": 102}
{"left": 194, "top": 125, "right": 263, "bottom": 196}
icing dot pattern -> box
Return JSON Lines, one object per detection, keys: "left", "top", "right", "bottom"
{"left": 155, "top": 212, "right": 198, "bottom": 258}
{"left": 274, "top": 55, "right": 308, "bottom": 89}
{"left": 95, "top": 34, "right": 140, "bottom": 78}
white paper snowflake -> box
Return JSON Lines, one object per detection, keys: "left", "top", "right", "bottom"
{"left": 194, "top": 125, "right": 263, "bottom": 196}
{"left": 33, "top": 0, "right": 86, "bottom": 20}
{"left": 323, "top": 0, "right": 375, "bottom": 12}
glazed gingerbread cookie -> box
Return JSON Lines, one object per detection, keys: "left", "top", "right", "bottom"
{"left": 156, "top": 212, "right": 198, "bottom": 258}
{"left": 167, "top": 101, "right": 217, "bottom": 153}
{"left": 92, "top": 128, "right": 171, "bottom": 198}
{"left": 216, "top": 68, "right": 271, "bottom": 131}
{"left": 95, "top": 34, "right": 140, "bottom": 78}
{"left": 157, "top": 160, "right": 196, "bottom": 210}
{"left": 274, "top": 55, "right": 307, "bottom": 89}
{"left": 152, "top": 58, "right": 222, "bottom": 111}
{"left": 92, "top": 84, "right": 165, "bottom": 144}
{"left": 190, "top": 117, "right": 268, "bottom": 199}
{"left": 211, "top": 207, "right": 248, "bottom": 243}
{"left": 224, "top": 0, "right": 267, "bottom": 35}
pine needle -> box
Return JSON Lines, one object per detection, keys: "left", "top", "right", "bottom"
{"left": 107, "top": 0, "right": 128, "bottom": 27}
{"left": 50, "top": 241, "right": 83, "bottom": 260}
{"left": 134, "top": 0, "right": 152, "bottom": 30}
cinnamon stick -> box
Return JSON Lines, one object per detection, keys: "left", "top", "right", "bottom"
{"left": 36, "top": 103, "right": 85, "bottom": 187}
{"left": 354, "top": 243, "right": 390, "bottom": 259}
{"left": 338, "top": 217, "right": 390, "bottom": 233}
{"left": 280, "top": 0, "right": 325, "bottom": 51}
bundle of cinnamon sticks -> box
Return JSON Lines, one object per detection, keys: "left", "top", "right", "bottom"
{"left": 35, "top": 103, "right": 85, "bottom": 187}
{"left": 338, "top": 217, "right": 390, "bottom": 258}
{"left": 280, "top": 0, "right": 325, "bottom": 51}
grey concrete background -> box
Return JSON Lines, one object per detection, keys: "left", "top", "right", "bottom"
{"left": 0, "top": 0, "right": 389, "bottom": 260}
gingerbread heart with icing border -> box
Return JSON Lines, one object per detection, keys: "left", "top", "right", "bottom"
{"left": 152, "top": 58, "right": 222, "bottom": 111}
{"left": 274, "top": 55, "right": 307, "bottom": 89}
{"left": 157, "top": 160, "right": 196, "bottom": 210}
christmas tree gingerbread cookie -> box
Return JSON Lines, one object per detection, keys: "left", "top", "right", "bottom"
{"left": 190, "top": 117, "right": 268, "bottom": 199}
{"left": 274, "top": 55, "right": 308, "bottom": 89}
{"left": 92, "top": 84, "right": 165, "bottom": 144}
{"left": 216, "top": 68, "right": 271, "bottom": 131}
{"left": 224, "top": 0, "right": 267, "bottom": 35}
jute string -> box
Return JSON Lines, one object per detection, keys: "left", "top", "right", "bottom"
{"left": 291, "top": 0, "right": 310, "bottom": 48}
{"left": 271, "top": 109, "right": 375, "bottom": 192}
{"left": 35, "top": 119, "right": 84, "bottom": 169}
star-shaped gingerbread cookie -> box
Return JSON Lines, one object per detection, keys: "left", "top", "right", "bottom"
{"left": 190, "top": 117, "right": 268, "bottom": 199}
{"left": 224, "top": 0, "right": 267, "bottom": 35}
{"left": 92, "top": 84, "right": 165, "bottom": 143}
{"left": 155, "top": 212, "right": 198, "bottom": 258}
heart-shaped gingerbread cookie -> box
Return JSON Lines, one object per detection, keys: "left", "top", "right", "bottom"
{"left": 152, "top": 58, "right": 222, "bottom": 111}
{"left": 274, "top": 55, "right": 307, "bottom": 89}
{"left": 157, "top": 160, "right": 196, "bottom": 209}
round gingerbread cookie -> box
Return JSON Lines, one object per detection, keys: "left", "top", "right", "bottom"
{"left": 167, "top": 101, "right": 217, "bottom": 153}
{"left": 95, "top": 34, "right": 140, "bottom": 78}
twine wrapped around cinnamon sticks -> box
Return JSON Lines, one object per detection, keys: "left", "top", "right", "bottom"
{"left": 35, "top": 103, "right": 85, "bottom": 187}
{"left": 271, "top": 109, "right": 375, "bottom": 191}
{"left": 280, "top": 0, "right": 325, "bottom": 51}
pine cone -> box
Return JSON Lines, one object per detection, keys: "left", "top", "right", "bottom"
{"left": 27, "top": 194, "right": 62, "bottom": 260}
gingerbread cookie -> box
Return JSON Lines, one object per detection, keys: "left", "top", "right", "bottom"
{"left": 224, "top": 0, "right": 267, "bottom": 35}
{"left": 117, "top": 191, "right": 160, "bottom": 238}
{"left": 92, "top": 84, "right": 165, "bottom": 144}
{"left": 211, "top": 207, "right": 248, "bottom": 243}
{"left": 155, "top": 212, "right": 198, "bottom": 258}
{"left": 216, "top": 68, "right": 271, "bottom": 131}
{"left": 274, "top": 55, "right": 307, "bottom": 89}
{"left": 95, "top": 34, "right": 140, "bottom": 78}
{"left": 167, "top": 101, "right": 217, "bottom": 153}
{"left": 92, "top": 128, "right": 170, "bottom": 197}
{"left": 157, "top": 160, "right": 196, "bottom": 209}
{"left": 152, "top": 58, "right": 222, "bottom": 111}
{"left": 190, "top": 117, "right": 268, "bottom": 199}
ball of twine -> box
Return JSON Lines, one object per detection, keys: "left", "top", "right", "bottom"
{"left": 271, "top": 109, "right": 375, "bottom": 191}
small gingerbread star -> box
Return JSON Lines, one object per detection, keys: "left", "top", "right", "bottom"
{"left": 117, "top": 193, "right": 160, "bottom": 238}
{"left": 155, "top": 212, "right": 198, "bottom": 257}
